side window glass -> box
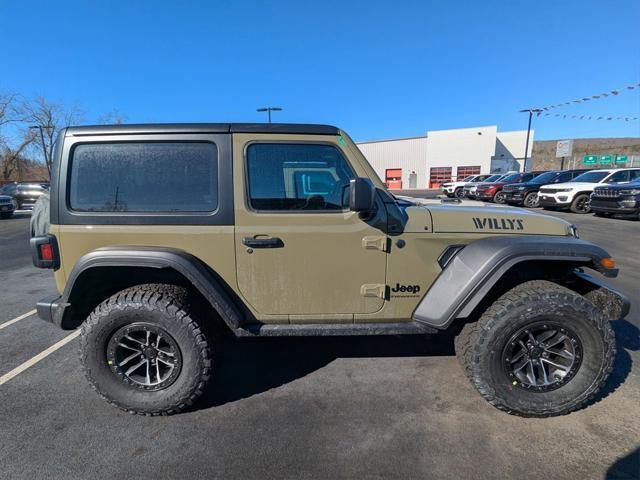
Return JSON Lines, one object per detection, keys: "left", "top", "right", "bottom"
{"left": 557, "top": 172, "right": 572, "bottom": 182}
{"left": 605, "top": 171, "right": 629, "bottom": 183}
{"left": 629, "top": 170, "right": 640, "bottom": 181}
{"left": 246, "top": 143, "right": 354, "bottom": 211}
{"left": 70, "top": 142, "right": 218, "bottom": 212}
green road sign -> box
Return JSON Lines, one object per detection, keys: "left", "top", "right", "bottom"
{"left": 583, "top": 155, "right": 598, "bottom": 165}
{"left": 615, "top": 155, "right": 628, "bottom": 164}
{"left": 600, "top": 155, "right": 613, "bottom": 165}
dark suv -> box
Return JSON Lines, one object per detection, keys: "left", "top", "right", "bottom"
{"left": 590, "top": 179, "right": 640, "bottom": 219}
{"left": 475, "top": 171, "right": 545, "bottom": 204}
{"left": 0, "top": 182, "right": 50, "bottom": 210}
{"left": 503, "top": 169, "right": 587, "bottom": 208}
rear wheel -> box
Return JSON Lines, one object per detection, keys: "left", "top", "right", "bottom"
{"left": 523, "top": 192, "right": 539, "bottom": 208}
{"left": 493, "top": 191, "right": 506, "bottom": 204}
{"left": 80, "top": 284, "right": 212, "bottom": 415}
{"left": 455, "top": 280, "right": 615, "bottom": 417}
{"left": 570, "top": 194, "right": 591, "bottom": 214}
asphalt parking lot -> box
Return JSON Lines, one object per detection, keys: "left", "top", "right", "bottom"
{"left": 0, "top": 209, "right": 638, "bottom": 480}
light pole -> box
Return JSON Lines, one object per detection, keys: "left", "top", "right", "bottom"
{"left": 519, "top": 108, "right": 542, "bottom": 172}
{"left": 29, "top": 125, "right": 51, "bottom": 166}
{"left": 256, "top": 107, "right": 282, "bottom": 123}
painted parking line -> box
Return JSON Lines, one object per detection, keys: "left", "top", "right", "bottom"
{"left": 0, "top": 330, "right": 80, "bottom": 386}
{"left": 0, "top": 309, "right": 37, "bottom": 331}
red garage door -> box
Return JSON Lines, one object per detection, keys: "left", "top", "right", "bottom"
{"left": 385, "top": 168, "right": 402, "bottom": 189}
{"left": 429, "top": 167, "right": 452, "bottom": 188}
{"left": 456, "top": 166, "right": 481, "bottom": 181}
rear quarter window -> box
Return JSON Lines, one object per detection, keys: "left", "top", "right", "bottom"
{"left": 69, "top": 142, "right": 218, "bottom": 212}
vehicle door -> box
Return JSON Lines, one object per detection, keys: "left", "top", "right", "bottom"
{"left": 232, "top": 134, "right": 388, "bottom": 318}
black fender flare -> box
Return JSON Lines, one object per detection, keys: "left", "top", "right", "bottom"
{"left": 412, "top": 235, "right": 619, "bottom": 329}
{"left": 58, "top": 246, "right": 244, "bottom": 330}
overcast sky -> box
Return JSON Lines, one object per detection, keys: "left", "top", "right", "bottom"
{"left": 1, "top": 0, "right": 638, "bottom": 141}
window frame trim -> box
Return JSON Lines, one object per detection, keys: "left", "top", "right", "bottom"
{"left": 243, "top": 140, "right": 356, "bottom": 215}
{"left": 57, "top": 133, "right": 233, "bottom": 226}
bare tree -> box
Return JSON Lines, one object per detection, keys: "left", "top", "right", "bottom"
{"left": 21, "top": 96, "right": 84, "bottom": 175}
{"left": 1, "top": 131, "right": 36, "bottom": 181}
{"left": 98, "top": 109, "right": 128, "bottom": 125}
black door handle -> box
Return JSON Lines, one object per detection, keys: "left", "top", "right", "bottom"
{"left": 242, "top": 237, "right": 284, "bottom": 248}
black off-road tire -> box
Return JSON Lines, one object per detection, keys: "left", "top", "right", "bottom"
{"left": 454, "top": 187, "right": 465, "bottom": 198}
{"left": 80, "top": 283, "right": 212, "bottom": 416}
{"left": 455, "top": 280, "right": 615, "bottom": 417}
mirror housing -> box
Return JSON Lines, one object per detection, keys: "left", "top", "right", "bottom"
{"left": 349, "top": 178, "right": 376, "bottom": 212}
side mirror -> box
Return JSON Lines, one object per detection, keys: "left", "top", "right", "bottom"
{"left": 349, "top": 178, "right": 376, "bottom": 212}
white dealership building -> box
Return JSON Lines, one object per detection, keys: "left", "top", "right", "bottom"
{"left": 356, "top": 125, "right": 533, "bottom": 189}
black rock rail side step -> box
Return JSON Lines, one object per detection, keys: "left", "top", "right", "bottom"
{"left": 236, "top": 322, "right": 437, "bottom": 337}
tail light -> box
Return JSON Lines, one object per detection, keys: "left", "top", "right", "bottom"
{"left": 31, "top": 235, "right": 60, "bottom": 269}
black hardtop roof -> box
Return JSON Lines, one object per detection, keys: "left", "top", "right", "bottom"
{"left": 65, "top": 123, "right": 340, "bottom": 137}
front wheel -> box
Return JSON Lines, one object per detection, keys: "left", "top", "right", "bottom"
{"left": 80, "top": 284, "right": 212, "bottom": 415}
{"left": 570, "top": 194, "right": 591, "bottom": 214}
{"left": 455, "top": 188, "right": 465, "bottom": 198}
{"left": 523, "top": 192, "right": 539, "bottom": 208}
{"left": 455, "top": 280, "right": 615, "bottom": 417}
{"left": 493, "top": 191, "right": 506, "bottom": 204}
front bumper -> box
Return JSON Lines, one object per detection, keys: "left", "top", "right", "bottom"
{"left": 538, "top": 194, "right": 571, "bottom": 208}
{"left": 590, "top": 198, "right": 639, "bottom": 215}
{"left": 504, "top": 191, "right": 525, "bottom": 204}
{"left": 475, "top": 191, "right": 496, "bottom": 200}
{"left": 0, "top": 204, "right": 14, "bottom": 214}
{"left": 36, "top": 295, "right": 67, "bottom": 328}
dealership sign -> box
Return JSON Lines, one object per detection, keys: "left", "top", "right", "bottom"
{"left": 583, "top": 155, "right": 598, "bottom": 165}
{"left": 556, "top": 140, "right": 573, "bottom": 158}
{"left": 615, "top": 155, "right": 628, "bottom": 164}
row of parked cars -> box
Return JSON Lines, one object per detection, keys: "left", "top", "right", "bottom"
{"left": 0, "top": 182, "right": 50, "bottom": 219}
{"left": 441, "top": 167, "right": 640, "bottom": 218}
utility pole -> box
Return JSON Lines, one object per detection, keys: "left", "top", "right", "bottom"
{"left": 519, "top": 108, "right": 541, "bottom": 172}
{"left": 256, "top": 107, "right": 282, "bottom": 123}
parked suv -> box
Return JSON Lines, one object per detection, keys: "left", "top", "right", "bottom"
{"left": 504, "top": 169, "right": 588, "bottom": 208}
{"left": 475, "top": 171, "right": 546, "bottom": 204}
{"left": 0, "top": 194, "right": 16, "bottom": 218}
{"left": 539, "top": 168, "right": 640, "bottom": 214}
{"left": 590, "top": 179, "right": 640, "bottom": 219}
{"left": 0, "top": 182, "right": 50, "bottom": 210}
{"left": 441, "top": 174, "right": 492, "bottom": 198}
{"left": 32, "top": 123, "right": 628, "bottom": 418}
{"left": 462, "top": 173, "right": 505, "bottom": 199}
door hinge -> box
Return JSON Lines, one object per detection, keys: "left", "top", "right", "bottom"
{"left": 362, "top": 236, "right": 389, "bottom": 252}
{"left": 361, "top": 284, "right": 386, "bottom": 299}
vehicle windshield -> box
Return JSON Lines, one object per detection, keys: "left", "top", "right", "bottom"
{"left": 499, "top": 173, "right": 521, "bottom": 183}
{"left": 462, "top": 175, "right": 476, "bottom": 182}
{"left": 529, "top": 171, "right": 558, "bottom": 183}
{"left": 483, "top": 174, "right": 502, "bottom": 182}
{"left": 572, "top": 171, "right": 609, "bottom": 183}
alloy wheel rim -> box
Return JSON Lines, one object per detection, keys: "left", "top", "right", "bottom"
{"left": 525, "top": 193, "right": 539, "bottom": 208}
{"left": 576, "top": 197, "right": 590, "bottom": 213}
{"left": 502, "top": 322, "right": 582, "bottom": 392}
{"left": 107, "top": 323, "right": 182, "bottom": 391}
{"left": 495, "top": 192, "right": 505, "bottom": 203}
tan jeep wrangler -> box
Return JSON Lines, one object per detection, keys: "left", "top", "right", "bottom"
{"left": 32, "top": 123, "right": 629, "bottom": 417}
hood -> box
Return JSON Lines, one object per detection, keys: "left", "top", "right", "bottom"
{"left": 540, "top": 182, "right": 599, "bottom": 191}
{"left": 403, "top": 201, "right": 572, "bottom": 235}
